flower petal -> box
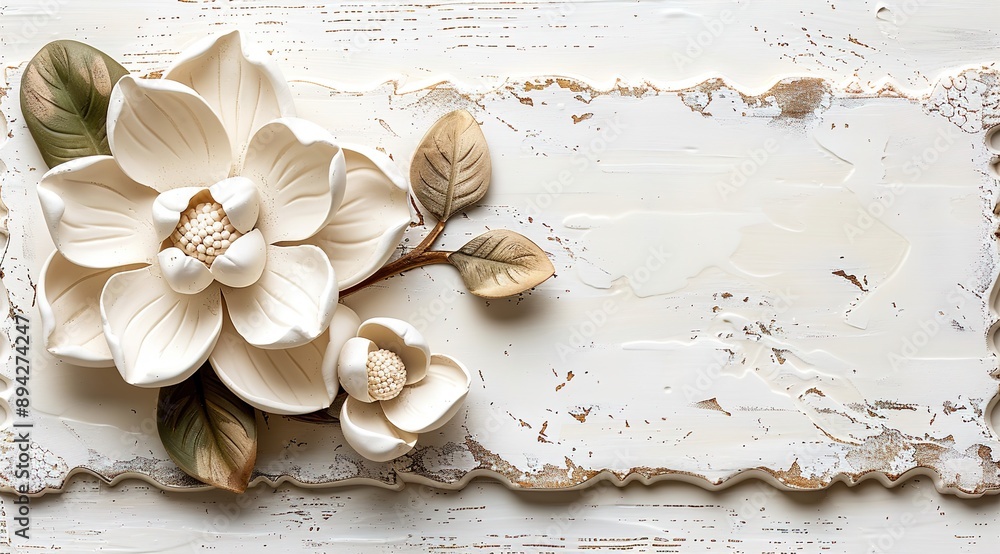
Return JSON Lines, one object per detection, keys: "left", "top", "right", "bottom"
{"left": 151, "top": 186, "right": 205, "bottom": 241}
{"left": 381, "top": 354, "right": 471, "bottom": 434}
{"left": 210, "top": 306, "right": 362, "bottom": 416}
{"left": 295, "top": 145, "right": 412, "bottom": 289}
{"left": 164, "top": 30, "right": 296, "bottom": 167}
{"left": 223, "top": 244, "right": 337, "bottom": 349}
{"left": 327, "top": 303, "right": 361, "bottom": 382}
{"left": 209, "top": 229, "right": 266, "bottom": 288}
{"left": 210, "top": 318, "right": 331, "bottom": 415}
{"left": 158, "top": 247, "right": 215, "bottom": 294}
{"left": 209, "top": 176, "right": 259, "bottom": 233}
{"left": 108, "top": 76, "right": 232, "bottom": 192}
{"left": 337, "top": 336, "right": 377, "bottom": 403}
{"left": 340, "top": 396, "right": 417, "bottom": 462}
{"left": 241, "top": 118, "right": 346, "bottom": 243}
{"left": 101, "top": 266, "right": 222, "bottom": 387}
{"left": 38, "top": 252, "right": 127, "bottom": 367}
{"left": 357, "top": 318, "right": 430, "bottom": 384}
{"left": 38, "top": 156, "right": 159, "bottom": 268}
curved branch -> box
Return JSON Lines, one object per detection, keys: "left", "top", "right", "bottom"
{"left": 339, "top": 250, "right": 450, "bottom": 298}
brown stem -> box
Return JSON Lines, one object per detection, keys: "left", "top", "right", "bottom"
{"left": 413, "top": 220, "right": 446, "bottom": 254}
{"left": 340, "top": 250, "right": 450, "bottom": 298}
{"left": 339, "top": 220, "right": 450, "bottom": 298}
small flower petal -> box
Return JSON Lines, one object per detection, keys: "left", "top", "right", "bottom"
{"left": 164, "top": 30, "right": 296, "bottom": 168}
{"left": 337, "top": 336, "right": 377, "bottom": 403}
{"left": 209, "top": 229, "right": 266, "bottom": 288}
{"left": 327, "top": 303, "right": 361, "bottom": 387}
{"left": 151, "top": 186, "right": 206, "bottom": 242}
{"left": 209, "top": 176, "right": 260, "bottom": 233}
{"left": 158, "top": 247, "right": 215, "bottom": 294}
{"left": 294, "top": 145, "right": 412, "bottom": 289}
{"left": 241, "top": 118, "right": 346, "bottom": 243}
{"left": 223, "top": 244, "right": 337, "bottom": 349}
{"left": 340, "top": 396, "right": 417, "bottom": 463}
{"left": 357, "top": 318, "right": 430, "bottom": 385}
{"left": 108, "top": 76, "right": 232, "bottom": 192}
{"left": 381, "top": 354, "right": 471, "bottom": 434}
{"left": 38, "top": 156, "right": 159, "bottom": 268}
{"left": 101, "top": 266, "right": 222, "bottom": 387}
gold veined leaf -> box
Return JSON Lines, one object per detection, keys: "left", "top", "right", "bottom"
{"left": 20, "top": 40, "right": 129, "bottom": 168}
{"left": 448, "top": 230, "right": 555, "bottom": 298}
{"left": 157, "top": 366, "right": 257, "bottom": 493}
{"left": 410, "top": 110, "right": 491, "bottom": 221}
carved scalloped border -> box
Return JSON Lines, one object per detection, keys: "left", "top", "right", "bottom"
{"left": 3, "top": 68, "right": 1000, "bottom": 497}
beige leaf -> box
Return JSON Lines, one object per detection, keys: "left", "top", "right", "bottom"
{"left": 157, "top": 366, "right": 257, "bottom": 493}
{"left": 410, "top": 110, "right": 491, "bottom": 221}
{"left": 448, "top": 230, "right": 554, "bottom": 298}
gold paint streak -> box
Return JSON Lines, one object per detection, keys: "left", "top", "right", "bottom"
{"left": 693, "top": 397, "right": 731, "bottom": 416}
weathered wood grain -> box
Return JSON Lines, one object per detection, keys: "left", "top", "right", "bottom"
{"left": 3, "top": 474, "right": 999, "bottom": 552}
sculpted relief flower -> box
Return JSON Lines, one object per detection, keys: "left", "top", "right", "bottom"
{"left": 36, "top": 31, "right": 412, "bottom": 414}
{"left": 337, "top": 318, "right": 472, "bottom": 461}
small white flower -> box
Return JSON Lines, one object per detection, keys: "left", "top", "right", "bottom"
{"left": 337, "top": 318, "right": 471, "bottom": 462}
{"left": 36, "top": 31, "right": 412, "bottom": 415}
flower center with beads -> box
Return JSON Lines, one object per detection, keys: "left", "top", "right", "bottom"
{"left": 366, "top": 349, "right": 407, "bottom": 401}
{"left": 170, "top": 201, "right": 242, "bottom": 266}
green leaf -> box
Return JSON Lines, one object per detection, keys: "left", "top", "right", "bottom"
{"left": 157, "top": 365, "right": 257, "bottom": 493}
{"left": 410, "top": 109, "right": 492, "bottom": 222}
{"left": 448, "top": 229, "right": 555, "bottom": 298}
{"left": 20, "top": 40, "right": 129, "bottom": 168}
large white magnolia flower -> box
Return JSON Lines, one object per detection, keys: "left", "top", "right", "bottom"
{"left": 36, "top": 31, "right": 412, "bottom": 414}
{"left": 338, "top": 318, "right": 471, "bottom": 461}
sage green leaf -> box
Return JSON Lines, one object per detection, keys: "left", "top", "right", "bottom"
{"left": 20, "top": 40, "right": 129, "bottom": 168}
{"left": 157, "top": 366, "right": 257, "bottom": 493}
{"left": 448, "top": 229, "right": 555, "bottom": 298}
{"left": 410, "top": 109, "right": 491, "bottom": 221}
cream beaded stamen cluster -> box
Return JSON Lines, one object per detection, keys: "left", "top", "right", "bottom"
{"left": 366, "top": 349, "right": 407, "bottom": 400}
{"left": 170, "top": 200, "right": 243, "bottom": 266}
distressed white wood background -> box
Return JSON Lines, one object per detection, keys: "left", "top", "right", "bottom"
{"left": 1, "top": 0, "right": 1000, "bottom": 551}
{"left": 1, "top": 474, "right": 998, "bottom": 552}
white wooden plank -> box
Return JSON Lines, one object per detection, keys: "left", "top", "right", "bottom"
{"left": 4, "top": 474, "right": 999, "bottom": 552}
